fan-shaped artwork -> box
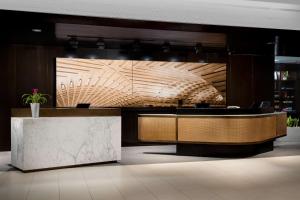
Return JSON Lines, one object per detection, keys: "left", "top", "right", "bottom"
{"left": 56, "top": 58, "right": 226, "bottom": 107}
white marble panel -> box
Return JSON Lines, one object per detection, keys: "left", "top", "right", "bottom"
{"left": 11, "top": 117, "right": 121, "bottom": 171}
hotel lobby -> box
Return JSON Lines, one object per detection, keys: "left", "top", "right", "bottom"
{"left": 1, "top": 1, "right": 300, "bottom": 199}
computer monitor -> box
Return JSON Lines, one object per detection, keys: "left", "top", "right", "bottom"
{"left": 76, "top": 103, "right": 90, "bottom": 108}
{"left": 259, "top": 101, "right": 271, "bottom": 109}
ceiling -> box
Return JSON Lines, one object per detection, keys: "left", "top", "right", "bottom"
{"left": 1, "top": 0, "right": 300, "bottom": 31}
{"left": 56, "top": 58, "right": 226, "bottom": 107}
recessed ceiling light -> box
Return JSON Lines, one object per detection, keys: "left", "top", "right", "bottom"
{"left": 32, "top": 28, "right": 42, "bottom": 33}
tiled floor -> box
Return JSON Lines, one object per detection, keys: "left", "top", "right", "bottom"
{"left": 1, "top": 139, "right": 300, "bottom": 200}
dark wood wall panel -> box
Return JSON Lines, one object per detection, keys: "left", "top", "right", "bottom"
{"left": 0, "top": 45, "right": 63, "bottom": 150}
{"left": 0, "top": 46, "right": 13, "bottom": 150}
{"left": 227, "top": 55, "right": 253, "bottom": 107}
{"left": 253, "top": 55, "right": 274, "bottom": 103}
{"left": 13, "top": 45, "right": 64, "bottom": 107}
{"left": 227, "top": 54, "right": 274, "bottom": 108}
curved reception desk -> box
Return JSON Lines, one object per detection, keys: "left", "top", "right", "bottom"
{"left": 11, "top": 108, "right": 121, "bottom": 171}
{"left": 138, "top": 112, "right": 287, "bottom": 156}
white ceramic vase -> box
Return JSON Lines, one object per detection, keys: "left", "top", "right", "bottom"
{"left": 30, "top": 103, "right": 40, "bottom": 118}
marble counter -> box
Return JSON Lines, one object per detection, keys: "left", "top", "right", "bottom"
{"left": 11, "top": 117, "right": 121, "bottom": 171}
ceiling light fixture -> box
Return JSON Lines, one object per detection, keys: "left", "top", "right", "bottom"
{"left": 194, "top": 43, "right": 203, "bottom": 54}
{"left": 96, "top": 38, "right": 105, "bottom": 50}
{"left": 162, "top": 41, "right": 171, "bottom": 53}
{"left": 32, "top": 28, "right": 42, "bottom": 33}
{"left": 68, "top": 36, "right": 79, "bottom": 49}
{"left": 132, "top": 40, "right": 141, "bottom": 52}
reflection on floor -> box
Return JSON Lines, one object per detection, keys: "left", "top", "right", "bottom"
{"left": 120, "top": 145, "right": 222, "bottom": 165}
{"left": 0, "top": 139, "right": 300, "bottom": 200}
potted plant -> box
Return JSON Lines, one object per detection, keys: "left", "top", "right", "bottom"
{"left": 287, "top": 116, "right": 299, "bottom": 127}
{"left": 282, "top": 71, "right": 289, "bottom": 80}
{"left": 280, "top": 116, "right": 300, "bottom": 143}
{"left": 22, "top": 88, "right": 48, "bottom": 118}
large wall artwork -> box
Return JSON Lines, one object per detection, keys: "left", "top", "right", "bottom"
{"left": 56, "top": 58, "right": 226, "bottom": 107}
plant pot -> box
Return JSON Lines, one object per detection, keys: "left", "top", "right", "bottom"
{"left": 286, "top": 127, "right": 300, "bottom": 141}
{"left": 277, "top": 127, "right": 300, "bottom": 143}
{"left": 30, "top": 103, "right": 40, "bottom": 118}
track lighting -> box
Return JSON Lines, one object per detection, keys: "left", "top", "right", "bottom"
{"left": 194, "top": 43, "right": 203, "bottom": 54}
{"left": 162, "top": 41, "right": 171, "bottom": 53}
{"left": 132, "top": 40, "right": 141, "bottom": 52}
{"left": 96, "top": 38, "right": 105, "bottom": 50}
{"left": 68, "top": 36, "right": 79, "bottom": 49}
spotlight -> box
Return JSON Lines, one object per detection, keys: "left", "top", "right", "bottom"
{"left": 32, "top": 28, "right": 42, "bottom": 33}
{"left": 194, "top": 43, "right": 203, "bottom": 54}
{"left": 96, "top": 38, "right": 105, "bottom": 50}
{"left": 88, "top": 54, "right": 97, "bottom": 59}
{"left": 142, "top": 56, "right": 152, "bottom": 61}
{"left": 169, "top": 57, "right": 178, "bottom": 62}
{"left": 162, "top": 41, "right": 171, "bottom": 53}
{"left": 68, "top": 36, "right": 79, "bottom": 49}
{"left": 132, "top": 40, "right": 141, "bottom": 52}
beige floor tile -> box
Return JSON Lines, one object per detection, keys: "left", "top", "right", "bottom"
{"left": 0, "top": 171, "right": 34, "bottom": 200}
{"left": 26, "top": 171, "right": 59, "bottom": 200}
{"left": 82, "top": 166, "right": 125, "bottom": 200}
{"left": 58, "top": 168, "right": 92, "bottom": 200}
{"left": 103, "top": 167, "right": 157, "bottom": 200}
{"left": 1, "top": 145, "right": 300, "bottom": 200}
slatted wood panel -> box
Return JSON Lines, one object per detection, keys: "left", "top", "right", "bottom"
{"left": 56, "top": 58, "right": 226, "bottom": 107}
{"left": 177, "top": 116, "right": 276, "bottom": 143}
{"left": 138, "top": 117, "right": 177, "bottom": 142}
{"left": 276, "top": 112, "right": 287, "bottom": 137}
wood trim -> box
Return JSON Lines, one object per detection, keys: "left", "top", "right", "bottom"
{"left": 176, "top": 114, "right": 279, "bottom": 118}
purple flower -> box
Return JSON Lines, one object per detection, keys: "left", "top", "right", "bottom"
{"left": 32, "top": 88, "right": 39, "bottom": 94}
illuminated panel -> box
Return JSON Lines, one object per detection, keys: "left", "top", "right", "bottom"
{"left": 56, "top": 58, "right": 226, "bottom": 107}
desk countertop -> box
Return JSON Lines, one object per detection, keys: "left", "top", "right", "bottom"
{"left": 138, "top": 112, "right": 286, "bottom": 118}
{"left": 11, "top": 108, "right": 121, "bottom": 117}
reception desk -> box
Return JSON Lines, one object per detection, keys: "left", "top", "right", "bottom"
{"left": 11, "top": 108, "right": 121, "bottom": 171}
{"left": 138, "top": 112, "right": 287, "bottom": 156}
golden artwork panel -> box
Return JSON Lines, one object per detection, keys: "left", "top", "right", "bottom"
{"left": 56, "top": 58, "right": 226, "bottom": 107}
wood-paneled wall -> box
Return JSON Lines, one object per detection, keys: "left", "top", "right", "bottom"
{"left": 227, "top": 54, "right": 274, "bottom": 107}
{"left": 0, "top": 10, "right": 278, "bottom": 151}
{"left": 0, "top": 45, "right": 63, "bottom": 150}
{"left": 0, "top": 45, "right": 275, "bottom": 150}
